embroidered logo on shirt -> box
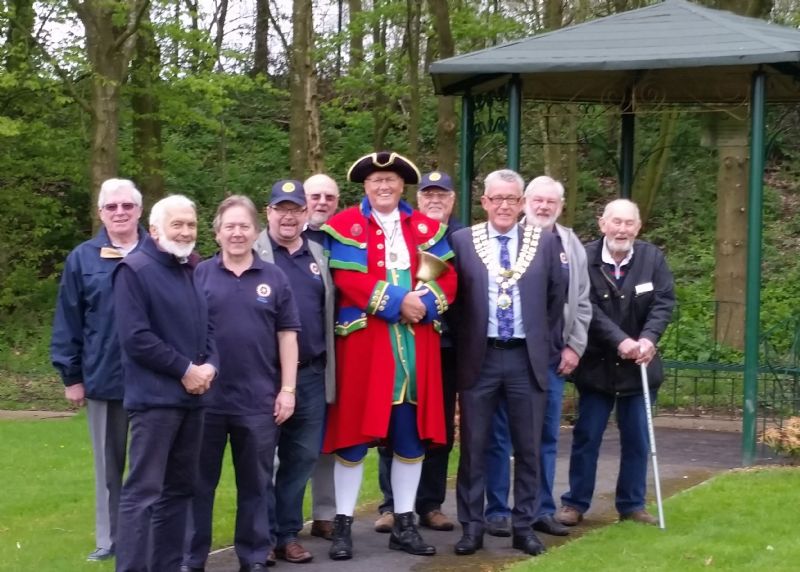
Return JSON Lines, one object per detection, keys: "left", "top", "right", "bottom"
{"left": 309, "top": 262, "right": 321, "bottom": 276}
{"left": 256, "top": 283, "right": 272, "bottom": 302}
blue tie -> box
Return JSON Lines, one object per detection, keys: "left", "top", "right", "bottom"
{"left": 496, "top": 235, "right": 514, "bottom": 341}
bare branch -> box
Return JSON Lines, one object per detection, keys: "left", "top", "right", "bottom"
{"left": 113, "top": 0, "right": 152, "bottom": 54}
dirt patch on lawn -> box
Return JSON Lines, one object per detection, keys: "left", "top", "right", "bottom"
{"left": 0, "top": 409, "right": 75, "bottom": 420}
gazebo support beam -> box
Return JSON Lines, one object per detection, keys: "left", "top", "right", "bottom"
{"left": 507, "top": 74, "right": 522, "bottom": 171}
{"left": 742, "top": 70, "right": 766, "bottom": 466}
{"left": 620, "top": 88, "right": 635, "bottom": 198}
{"left": 459, "top": 93, "right": 475, "bottom": 225}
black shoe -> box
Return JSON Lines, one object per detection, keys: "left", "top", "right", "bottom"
{"left": 388, "top": 511, "right": 436, "bottom": 556}
{"left": 485, "top": 515, "right": 512, "bottom": 537}
{"left": 329, "top": 514, "right": 354, "bottom": 560}
{"left": 533, "top": 514, "right": 570, "bottom": 536}
{"left": 454, "top": 534, "right": 483, "bottom": 555}
{"left": 512, "top": 533, "right": 546, "bottom": 556}
{"left": 87, "top": 547, "right": 114, "bottom": 562}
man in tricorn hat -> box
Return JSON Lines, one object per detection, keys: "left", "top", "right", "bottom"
{"left": 321, "top": 151, "right": 457, "bottom": 560}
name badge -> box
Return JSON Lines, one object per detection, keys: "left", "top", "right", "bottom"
{"left": 635, "top": 282, "right": 654, "bottom": 295}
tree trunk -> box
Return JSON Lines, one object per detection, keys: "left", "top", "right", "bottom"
{"left": 348, "top": 0, "right": 363, "bottom": 72}
{"left": 131, "top": 7, "right": 164, "bottom": 208}
{"left": 5, "top": 0, "right": 35, "bottom": 72}
{"left": 632, "top": 109, "right": 679, "bottom": 226}
{"left": 290, "top": 0, "right": 321, "bottom": 176}
{"left": 406, "top": 0, "right": 421, "bottom": 158}
{"left": 372, "top": 3, "right": 389, "bottom": 150}
{"left": 252, "top": 0, "right": 270, "bottom": 77}
{"left": 712, "top": 110, "right": 748, "bottom": 349}
{"left": 74, "top": 0, "right": 147, "bottom": 229}
{"left": 428, "top": 0, "right": 456, "bottom": 176}
{"left": 212, "top": 0, "right": 229, "bottom": 71}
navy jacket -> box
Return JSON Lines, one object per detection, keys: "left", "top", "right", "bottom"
{"left": 51, "top": 226, "right": 146, "bottom": 400}
{"left": 573, "top": 239, "right": 675, "bottom": 396}
{"left": 113, "top": 236, "right": 218, "bottom": 411}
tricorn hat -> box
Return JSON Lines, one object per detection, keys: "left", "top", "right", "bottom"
{"left": 347, "top": 151, "right": 421, "bottom": 185}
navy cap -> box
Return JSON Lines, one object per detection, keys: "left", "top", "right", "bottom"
{"left": 269, "top": 180, "right": 306, "bottom": 207}
{"left": 347, "top": 151, "right": 421, "bottom": 184}
{"left": 418, "top": 171, "right": 454, "bottom": 193}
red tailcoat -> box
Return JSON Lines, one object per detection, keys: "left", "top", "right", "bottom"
{"left": 321, "top": 199, "right": 457, "bottom": 452}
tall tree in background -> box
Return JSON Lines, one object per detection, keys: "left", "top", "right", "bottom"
{"left": 348, "top": 0, "right": 364, "bottom": 71}
{"left": 371, "top": 0, "right": 390, "bottom": 149}
{"left": 70, "top": 0, "right": 149, "bottom": 227}
{"left": 5, "top": 0, "right": 35, "bottom": 72}
{"left": 405, "top": 0, "right": 421, "bottom": 158}
{"left": 131, "top": 6, "right": 164, "bottom": 207}
{"left": 429, "top": 0, "right": 456, "bottom": 175}
{"left": 707, "top": 0, "right": 773, "bottom": 348}
{"left": 252, "top": 0, "right": 270, "bottom": 76}
{"left": 289, "top": 0, "right": 322, "bottom": 177}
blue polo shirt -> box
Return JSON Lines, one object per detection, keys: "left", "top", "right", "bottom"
{"left": 269, "top": 236, "right": 326, "bottom": 364}
{"left": 195, "top": 252, "right": 301, "bottom": 415}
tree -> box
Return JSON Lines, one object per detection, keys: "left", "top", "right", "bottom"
{"left": 428, "top": 0, "right": 456, "bottom": 175}
{"left": 69, "top": 0, "right": 149, "bottom": 227}
{"left": 289, "top": 0, "right": 322, "bottom": 177}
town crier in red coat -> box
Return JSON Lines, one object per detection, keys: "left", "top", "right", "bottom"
{"left": 322, "top": 151, "right": 457, "bottom": 561}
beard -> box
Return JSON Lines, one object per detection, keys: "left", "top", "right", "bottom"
{"left": 524, "top": 205, "right": 557, "bottom": 229}
{"left": 607, "top": 237, "right": 634, "bottom": 256}
{"left": 159, "top": 235, "right": 196, "bottom": 258}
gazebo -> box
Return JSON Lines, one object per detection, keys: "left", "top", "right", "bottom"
{"left": 429, "top": 0, "right": 800, "bottom": 464}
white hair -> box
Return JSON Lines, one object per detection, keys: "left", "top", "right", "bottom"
{"left": 483, "top": 169, "right": 524, "bottom": 195}
{"left": 303, "top": 173, "right": 339, "bottom": 195}
{"left": 524, "top": 175, "right": 565, "bottom": 200}
{"left": 601, "top": 198, "right": 641, "bottom": 221}
{"left": 149, "top": 195, "right": 196, "bottom": 230}
{"left": 97, "top": 178, "right": 143, "bottom": 208}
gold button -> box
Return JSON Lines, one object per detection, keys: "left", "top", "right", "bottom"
{"left": 378, "top": 261, "right": 385, "bottom": 267}
{"left": 376, "top": 229, "right": 383, "bottom": 236}
{"left": 377, "top": 243, "right": 384, "bottom": 250}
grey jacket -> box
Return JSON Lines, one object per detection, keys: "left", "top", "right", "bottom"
{"left": 555, "top": 223, "right": 592, "bottom": 357}
{"left": 254, "top": 230, "right": 337, "bottom": 404}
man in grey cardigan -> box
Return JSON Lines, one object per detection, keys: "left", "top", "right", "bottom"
{"left": 523, "top": 176, "right": 592, "bottom": 536}
{"left": 255, "top": 180, "right": 336, "bottom": 563}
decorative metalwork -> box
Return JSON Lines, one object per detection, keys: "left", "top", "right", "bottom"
{"left": 474, "top": 86, "right": 509, "bottom": 140}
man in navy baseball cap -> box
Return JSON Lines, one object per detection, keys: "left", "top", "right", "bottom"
{"left": 269, "top": 180, "right": 307, "bottom": 207}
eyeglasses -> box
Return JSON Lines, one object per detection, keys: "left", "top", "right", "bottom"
{"left": 419, "top": 191, "right": 452, "bottom": 200}
{"left": 102, "top": 202, "right": 137, "bottom": 212}
{"left": 365, "top": 176, "right": 402, "bottom": 186}
{"left": 307, "top": 193, "right": 338, "bottom": 202}
{"left": 270, "top": 205, "right": 306, "bottom": 216}
{"left": 485, "top": 195, "right": 522, "bottom": 206}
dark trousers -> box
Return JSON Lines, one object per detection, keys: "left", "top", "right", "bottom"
{"left": 456, "top": 346, "right": 545, "bottom": 537}
{"left": 377, "top": 346, "right": 457, "bottom": 516}
{"left": 561, "top": 387, "right": 654, "bottom": 515}
{"left": 270, "top": 364, "right": 326, "bottom": 545}
{"left": 183, "top": 411, "right": 277, "bottom": 568}
{"left": 115, "top": 407, "right": 204, "bottom": 572}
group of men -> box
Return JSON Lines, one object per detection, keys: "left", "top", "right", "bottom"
{"left": 51, "top": 149, "right": 674, "bottom": 571}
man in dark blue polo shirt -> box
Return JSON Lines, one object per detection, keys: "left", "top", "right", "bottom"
{"left": 254, "top": 180, "right": 334, "bottom": 564}
{"left": 183, "top": 195, "right": 300, "bottom": 572}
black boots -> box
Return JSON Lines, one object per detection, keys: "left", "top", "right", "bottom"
{"left": 388, "top": 511, "right": 436, "bottom": 556}
{"left": 329, "top": 514, "right": 354, "bottom": 560}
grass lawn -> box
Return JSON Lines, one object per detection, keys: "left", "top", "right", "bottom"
{"left": 512, "top": 466, "right": 800, "bottom": 572}
{"left": 0, "top": 411, "right": 385, "bottom": 571}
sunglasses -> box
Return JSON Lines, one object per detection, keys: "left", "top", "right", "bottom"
{"left": 102, "top": 203, "right": 137, "bottom": 212}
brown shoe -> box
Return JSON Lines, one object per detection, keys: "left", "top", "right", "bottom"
{"left": 555, "top": 505, "right": 583, "bottom": 526}
{"left": 310, "top": 519, "right": 334, "bottom": 540}
{"left": 374, "top": 511, "right": 394, "bottom": 533}
{"left": 619, "top": 509, "right": 658, "bottom": 525}
{"left": 275, "top": 541, "right": 313, "bottom": 563}
{"left": 419, "top": 509, "right": 454, "bottom": 531}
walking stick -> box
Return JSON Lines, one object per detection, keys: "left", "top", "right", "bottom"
{"left": 640, "top": 362, "right": 666, "bottom": 530}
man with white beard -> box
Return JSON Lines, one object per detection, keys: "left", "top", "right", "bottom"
{"left": 556, "top": 198, "right": 674, "bottom": 527}
{"left": 113, "top": 195, "right": 218, "bottom": 572}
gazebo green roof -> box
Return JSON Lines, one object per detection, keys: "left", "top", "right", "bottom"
{"left": 430, "top": 0, "right": 800, "bottom": 103}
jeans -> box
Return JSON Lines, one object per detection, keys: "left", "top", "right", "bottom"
{"left": 561, "top": 387, "right": 655, "bottom": 515}
{"left": 271, "top": 364, "right": 326, "bottom": 545}
{"left": 483, "top": 396, "right": 512, "bottom": 519}
{"left": 536, "top": 368, "right": 565, "bottom": 518}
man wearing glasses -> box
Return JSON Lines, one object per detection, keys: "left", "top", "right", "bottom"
{"left": 448, "top": 169, "right": 566, "bottom": 557}
{"left": 321, "top": 152, "right": 457, "bottom": 560}
{"left": 254, "top": 180, "right": 336, "bottom": 564}
{"left": 51, "top": 178, "right": 146, "bottom": 562}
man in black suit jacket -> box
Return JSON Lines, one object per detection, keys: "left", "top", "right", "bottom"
{"left": 449, "top": 169, "right": 566, "bottom": 557}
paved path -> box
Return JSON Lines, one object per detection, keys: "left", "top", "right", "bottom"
{"left": 207, "top": 425, "right": 744, "bottom": 571}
